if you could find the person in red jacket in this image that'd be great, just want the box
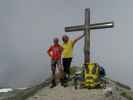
[47,37,63,88]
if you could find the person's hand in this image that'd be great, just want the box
[48,52,53,57]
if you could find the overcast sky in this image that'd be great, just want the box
[0,0,133,88]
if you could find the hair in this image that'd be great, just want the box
[62,35,69,42]
[53,37,59,43]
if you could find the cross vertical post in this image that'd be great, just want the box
[84,8,90,64]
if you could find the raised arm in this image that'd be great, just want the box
[72,33,85,47]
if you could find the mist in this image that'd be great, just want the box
[0,0,132,88]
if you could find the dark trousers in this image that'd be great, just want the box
[51,59,63,85]
[62,58,72,81]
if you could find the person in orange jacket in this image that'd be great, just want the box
[47,37,63,88]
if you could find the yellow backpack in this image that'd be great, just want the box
[83,63,100,88]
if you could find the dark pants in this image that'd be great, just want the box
[51,59,63,85]
[62,58,72,81]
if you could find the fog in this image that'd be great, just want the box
[0,0,132,88]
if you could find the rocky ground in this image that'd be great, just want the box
[0,66,132,100]
[26,80,133,100]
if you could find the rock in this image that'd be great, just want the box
[103,87,113,97]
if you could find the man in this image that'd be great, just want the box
[62,33,85,85]
[47,37,63,88]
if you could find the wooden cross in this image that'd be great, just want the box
[65,8,114,64]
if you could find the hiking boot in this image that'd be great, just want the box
[50,84,56,88]
[63,82,68,87]
[50,79,56,88]
[60,82,64,86]
[63,84,68,87]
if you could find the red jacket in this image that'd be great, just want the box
[47,44,63,60]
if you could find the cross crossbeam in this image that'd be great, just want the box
[65,21,114,32]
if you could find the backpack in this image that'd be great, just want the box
[99,66,106,78]
[82,63,100,88]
